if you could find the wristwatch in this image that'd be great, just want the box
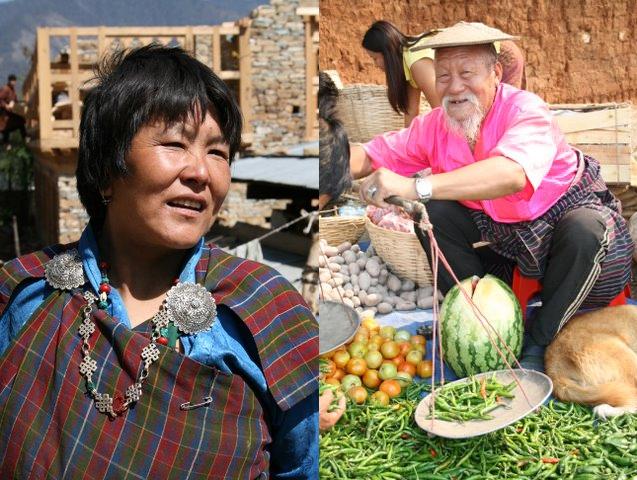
[415,177,433,202]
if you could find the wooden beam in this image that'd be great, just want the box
[238,19,252,136]
[576,144,631,165]
[69,28,80,140]
[564,129,631,144]
[553,107,631,133]
[601,164,631,185]
[212,26,221,72]
[37,28,52,145]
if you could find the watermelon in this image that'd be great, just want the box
[439,274,523,378]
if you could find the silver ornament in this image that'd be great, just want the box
[165,282,216,335]
[45,249,86,290]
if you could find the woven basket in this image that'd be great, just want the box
[365,217,432,286]
[319,215,366,246]
[336,83,431,143]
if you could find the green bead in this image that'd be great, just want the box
[160,327,169,336]
[98,301,108,309]
[101,275,109,283]
[86,380,95,390]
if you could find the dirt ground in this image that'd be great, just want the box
[319,0,637,104]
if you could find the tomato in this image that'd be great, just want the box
[352,332,369,344]
[379,325,396,340]
[380,341,399,359]
[341,374,362,392]
[364,350,383,369]
[411,343,426,355]
[369,335,385,348]
[347,386,368,404]
[398,341,412,356]
[394,371,413,388]
[361,317,380,333]
[331,368,345,381]
[362,369,381,389]
[394,329,412,342]
[417,360,433,378]
[398,361,416,377]
[324,377,340,387]
[379,379,401,398]
[367,342,380,352]
[332,350,351,369]
[357,326,370,338]
[370,390,390,406]
[346,357,367,376]
[378,362,397,380]
[320,359,337,378]
[391,355,405,367]
[348,341,368,359]
[410,335,426,346]
[405,349,424,365]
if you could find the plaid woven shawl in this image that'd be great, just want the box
[471,153,632,307]
[0,244,318,479]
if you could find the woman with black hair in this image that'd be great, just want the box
[0,44,317,479]
[363,20,526,127]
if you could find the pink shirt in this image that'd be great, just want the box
[364,83,577,223]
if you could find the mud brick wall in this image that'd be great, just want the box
[320,0,637,104]
[249,0,308,152]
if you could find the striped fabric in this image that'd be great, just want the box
[0,243,318,478]
[471,153,633,309]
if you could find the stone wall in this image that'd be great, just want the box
[58,175,89,244]
[248,0,308,152]
[320,0,637,104]
[217,182,291,228]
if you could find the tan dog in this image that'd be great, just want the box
[545,305,637,418]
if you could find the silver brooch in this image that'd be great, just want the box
[165,282,216,335]
[45,249,86,290]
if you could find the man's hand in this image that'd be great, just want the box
[319,389,346,431]
[359,167,418,207]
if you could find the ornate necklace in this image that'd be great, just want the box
[45,249,217,417]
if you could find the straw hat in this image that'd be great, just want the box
[415,21,518,50]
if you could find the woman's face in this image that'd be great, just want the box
[366,50,385,71]
[103,111,231,252]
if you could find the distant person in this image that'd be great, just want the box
[0,74,27,145]
[362,20,526,126]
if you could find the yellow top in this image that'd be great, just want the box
[403,36,501,88]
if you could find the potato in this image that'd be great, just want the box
[342,250,357,264]
[351,245,361,253]
[367,286,379,294]
[342,297,354,308]
[319,283,332,296]
[365,258,381,277]
[363,293,382,307]
[352,296,361,307]
[358,272,372,291]
[353,285,360,295]
[395,300,417,311]
[401,279,416,291]
[322,245,339,257]
[370,277,378,286]
[355,307,364,314]
[418,285,434,297]
[343,282,353,291]
[330,255,345,264]
[348,263,360,275]
[318,255,328,267]
[378,270,388,285]
[387,275,402,293]
[318,269,331,283]
[366,246,376,257]
[328,263,341,273]
[356,251,366,260]
[399,291,417,302]
[357,290,367,304]
[377,302,393,314]
[417,296,434,309]
[336,241,352,254]
[356,257,368,269]
[361,309,376,318]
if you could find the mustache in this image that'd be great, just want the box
[442,93,481,112]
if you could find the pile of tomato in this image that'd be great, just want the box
[320,315,433,406]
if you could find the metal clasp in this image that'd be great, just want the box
[180,396,212,411]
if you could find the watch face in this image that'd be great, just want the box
[416,178,431,199]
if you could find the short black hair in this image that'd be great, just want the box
[319,72,351,200]
[8,74,16,82]
[76,44,242,226]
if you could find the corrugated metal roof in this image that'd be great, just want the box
[230,150,318,189]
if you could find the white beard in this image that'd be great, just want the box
[442,94,485,148]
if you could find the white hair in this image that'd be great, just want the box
[442,93,485,147]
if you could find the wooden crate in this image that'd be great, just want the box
[550,103,632,184]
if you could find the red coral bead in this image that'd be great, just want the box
[99,283,111,293]
[157,337,168,345]
[99,261,109,270]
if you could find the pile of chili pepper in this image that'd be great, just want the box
[320,382,637,479]
[425,374,516,422]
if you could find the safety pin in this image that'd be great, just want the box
[180,396,213,411]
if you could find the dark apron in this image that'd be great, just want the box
[0,289,270,479]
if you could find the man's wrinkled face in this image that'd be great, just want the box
[434,45,502,145]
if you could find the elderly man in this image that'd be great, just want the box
[350,22,632,365]
[0,74,26,145]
